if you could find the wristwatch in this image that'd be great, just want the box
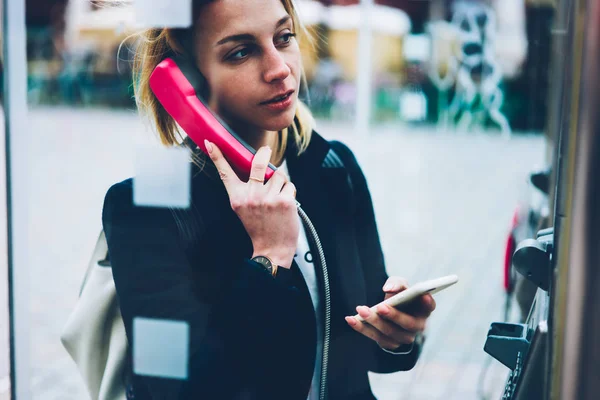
[251,255,279,277]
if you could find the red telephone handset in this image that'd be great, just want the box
[149,56,276,181]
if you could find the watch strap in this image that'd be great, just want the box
[249,257,294,287]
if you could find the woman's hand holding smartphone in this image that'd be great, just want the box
[205,140,298,269]
[345,275,458,351]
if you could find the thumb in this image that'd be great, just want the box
[383,277,409,293]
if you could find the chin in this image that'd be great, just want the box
[260,108,297,132]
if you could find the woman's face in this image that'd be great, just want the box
[195,0,301,133]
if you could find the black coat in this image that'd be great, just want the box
[102,131,421,400]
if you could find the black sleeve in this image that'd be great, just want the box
[330,141,421,373]
[102,181,315,399]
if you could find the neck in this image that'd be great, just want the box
[250,130,284,167]
[245,129,279,152]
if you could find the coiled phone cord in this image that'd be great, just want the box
[297,202,331,400]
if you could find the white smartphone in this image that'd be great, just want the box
[354,274,459,322]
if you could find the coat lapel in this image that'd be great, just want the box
[287,133,367,329]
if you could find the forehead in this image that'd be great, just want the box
[197,0,290,41]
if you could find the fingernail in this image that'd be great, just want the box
[383,284,391,291]
[345,317,356,326]
[204,140,213,155]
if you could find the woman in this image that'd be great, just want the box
[102,0,436,398]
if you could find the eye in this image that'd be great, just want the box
[276,32,296,46]
[227,46,253,61]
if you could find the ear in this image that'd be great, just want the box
[198,72,211,101]
[168,28,211,99]
[169,51,211,102]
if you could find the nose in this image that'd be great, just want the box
[262,46,290,83]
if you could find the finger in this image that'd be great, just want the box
[280,181,297,200]
[248,146,272,185]
[383,277,409,294]
[205,140,241,192]
[398,294,437,317]
[374,304,426,333]
[345,316,403,350]
[356,306,417,343]
[265,169,288,198]
[420,294,437,316]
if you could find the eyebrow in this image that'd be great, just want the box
[216,15,292,46]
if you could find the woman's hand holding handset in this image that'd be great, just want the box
[205,140,298,269]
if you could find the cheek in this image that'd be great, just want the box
[211,74,251,110]
[213,71,247,103]
[287,46,302,82]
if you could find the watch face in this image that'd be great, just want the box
[253,256,273,273]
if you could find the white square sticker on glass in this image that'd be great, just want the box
[134,0,192,28]
[133,144,191,209]
[133,317,189,380]
[403,34,431,63]
[400,91,427,122]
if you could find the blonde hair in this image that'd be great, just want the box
[130,0,315,166]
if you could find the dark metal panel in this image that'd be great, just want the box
[559,0,600,397]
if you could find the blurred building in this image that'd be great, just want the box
[299,0,411,82]
[16,0,552,130]
[25,0,413,112]
[25,0,136,106]
[316,0,430,32]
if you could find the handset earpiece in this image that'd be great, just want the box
[149,54,276,181]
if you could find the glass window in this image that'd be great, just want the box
[2,0,567,399]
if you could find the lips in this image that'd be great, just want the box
[261,90,294,105]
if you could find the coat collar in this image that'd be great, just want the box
[285,129,331,172]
